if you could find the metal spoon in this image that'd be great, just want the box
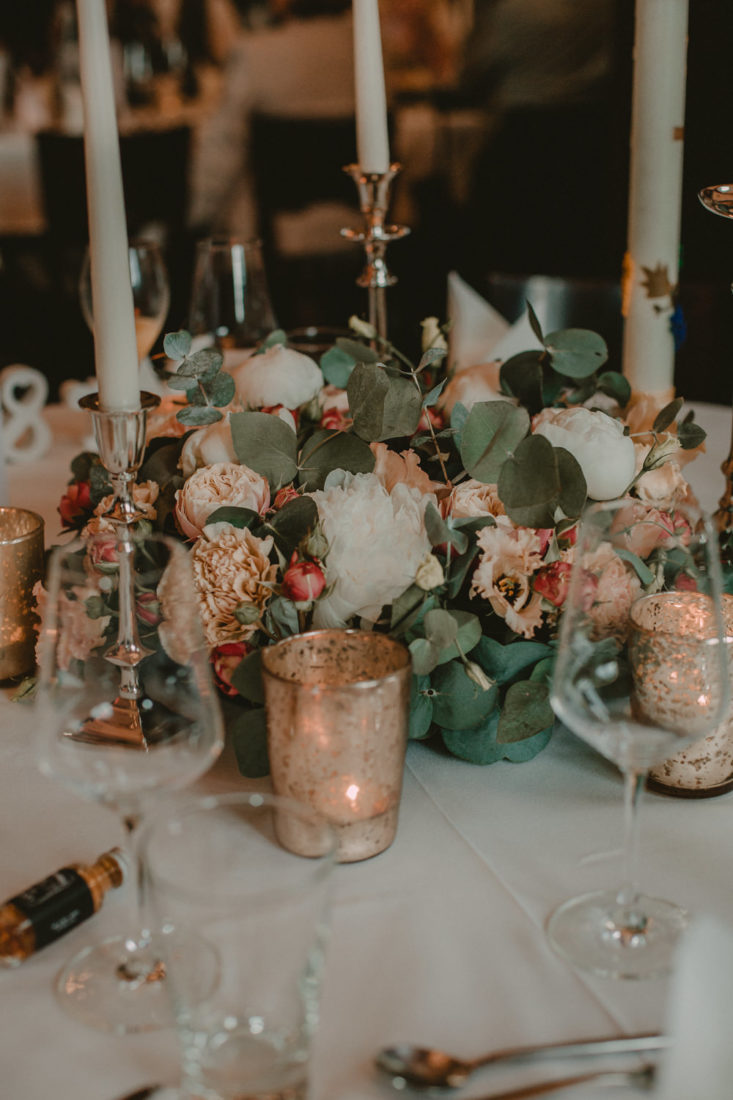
[470,1064,656,1099]
[376,1033,668,1089]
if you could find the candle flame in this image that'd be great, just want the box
[345,783,360,805]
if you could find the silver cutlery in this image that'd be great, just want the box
[376,1033,667,1089]
[468,1065,656,1098]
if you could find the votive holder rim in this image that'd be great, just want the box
[0,506,45,546]
[629,590,733,642]
[260,628,411,689]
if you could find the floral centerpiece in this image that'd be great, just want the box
[57,306,706,775]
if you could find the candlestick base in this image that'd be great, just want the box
[698,184,733,537]
[342,163,410,341]
[79,392,160,524]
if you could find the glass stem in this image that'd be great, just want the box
[615,769,647,933]
[115,809,162,984]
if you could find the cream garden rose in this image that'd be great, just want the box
[228,344,323,409]
[310,471,433,628]
[191,523,277,647]
[180,415,238,478]
[174,462,270,539]
[443,478,506,520]
[533,406,636,500]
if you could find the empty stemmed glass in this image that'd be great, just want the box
[188,237,277,362]
[547,497,730,979]
[35,529,224,1033]
[80,238,171,365]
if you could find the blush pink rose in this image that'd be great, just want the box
[175,462,270,540]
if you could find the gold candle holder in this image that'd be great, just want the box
[630,592,733,797]
[0,508,44,681]
[261,630,411,862]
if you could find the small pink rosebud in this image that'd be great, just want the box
[89,534,119,569]
[534,561,574,608]
[58,481,92,527]
[281,553,326,604]
[320,407,352,431]
[272,485,300,511]
[212,640,250,697]
[537,528,554,556]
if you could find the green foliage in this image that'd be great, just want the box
[498,436,586,527]
[460,402,531,482]
[298,429,375,490]
[347,362,423,441]
[230,411,299,489]
[230,705,270,777]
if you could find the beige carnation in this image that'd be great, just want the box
[95,480,159,521]
[174,462,270,540]
[583,543,643,642]
[370,442,441,496]
[191,524,276,647]
[443,478,506,520]
[470,524,544,638]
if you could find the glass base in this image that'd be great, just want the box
[54,929,219,1035]
[546,889,689,979]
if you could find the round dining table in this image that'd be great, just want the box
[2,400,732,1100]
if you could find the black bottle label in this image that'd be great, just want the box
[9,869,94,950]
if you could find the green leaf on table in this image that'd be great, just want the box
[435,609,483,665]
[297,429,374,490]
[498,434,560,528]
[496,680,554,743]
[347,362,422,441]
[230,706,270,777]
[460,401,530,483]
[431,659,497,730]
[544,328,608,379]
[230,410,298,488]
[499,350,544,414]
[163,330,192,361]
[443,706,553,763]
[473,636,554,685]
[205,505,260,530]
[653,397,684,433]
[321,345,356,388]
[176,405,223,427]
[229,648,264,703]
[409,674,434,739]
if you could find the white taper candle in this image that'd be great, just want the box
[352,0,390,174]
[622,0,689,401]
[76,0,140,412]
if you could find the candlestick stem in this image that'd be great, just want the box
[698,184,733,540]
[342,163,410,342]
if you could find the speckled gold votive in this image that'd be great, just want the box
[262,630,411,862]
[0,508,44,680]
[630,592,733,797]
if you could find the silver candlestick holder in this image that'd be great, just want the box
[698,184,733,540]
[342,163,410,341]
[78,391,160,746]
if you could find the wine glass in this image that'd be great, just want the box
[80,238,171,363]
[547,497,730,979]
[188,237,277,362]
[35,529,224,1033]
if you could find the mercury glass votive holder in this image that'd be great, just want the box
[261,629,412,862]
[0,508,44,681]
[630,592,733,797]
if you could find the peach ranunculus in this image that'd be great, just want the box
[470,524,545,638]
[191,524,277,647]
[439,360,514,417]
[370,442,442,495]
[610,499,675,559]
[583,543,643,642]
[442,478,506,521]
[180,415,238,478]
[174,462,270,540]
[228,345,323,409]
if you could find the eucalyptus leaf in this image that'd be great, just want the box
[205,505,260,530]
[207,371,236,407]
[527,301,544,343]
[678,420,706,449]
[264,495,319,555]
[261,329,288,349]
[163,329,192,361]
[267,596,300,637]
[544,328,608,379]
[180,347,223,378]
[336,337,380,363]
[409,636,440,676]
[409,675,434,739]
[347,362,422,441]
[436,610,483,665]
[597,370,631,407]
[423,380,447,407]
[615,547,656,586]
[496,680,554,743]
[450,401,469,448]
[166,373,198,392]
[499,350,544,413]
[418,346,448,371]
[432,659,498,730]
[297,429,374,490]
[177,405,223,426]
[441,708,551,764]
[230,706,270,777]
[321,345,356,388]
[473,636,554,685]
[230,411,298,488]
[460,401,530,483]
[653,397,684,433]
[229,648,264,704]
[424,501,469,552]
[423,607,459,650]
[391,584,428,634]
[555,446,587,518]
[498,434,560,528]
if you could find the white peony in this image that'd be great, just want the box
[227,344,323,409]
[180,416,237,478]
[533,406,636,501]
[310,471,433,627]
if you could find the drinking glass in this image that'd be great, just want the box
[141,792,336,1100]
[188,237,277,358]
[80,239,171,362]
[547,497,730,979]
[35,530,224,1032]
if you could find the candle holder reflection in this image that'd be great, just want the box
[342,163,410,342]
[262,629,411,862]
[631,590,733,797]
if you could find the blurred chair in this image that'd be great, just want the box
[248,111,366,329]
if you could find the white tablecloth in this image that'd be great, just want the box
[2,401,732,1100]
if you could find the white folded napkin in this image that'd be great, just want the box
[654,915,733,1099]
[447,271,541,373]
